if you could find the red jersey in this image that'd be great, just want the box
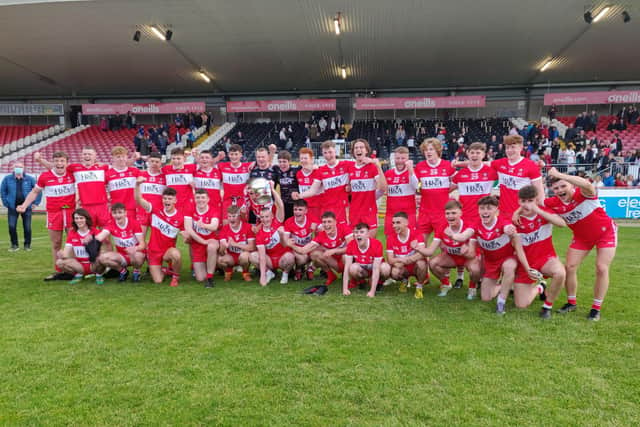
[384,167,417,214]
[349,162,379,210]
[386,227,424,258]
[543,188,614,238]
[68,163,109,205]
[255,220,288,257]
[36,170,76,211]
[317,161,352,206]
[313,223,353,250]
[346,238,384,267]
[296,168,324,209]
[452,164,497,222]
[219,222,255,255]
[433,220,476,257]
[491,157,541,218]
[65,228,98,263]
[283,216,316,247]
[414,159,455,213]
[515,211,556,261]
[475,217,515,262]
[190,206,220,241]
[194,167,222,208]
[218,162,252,203]
[162,163,196,207]
[139,171,166,210]
[147,206,186,253]
[106,166,139,211]
[104,218,143,258]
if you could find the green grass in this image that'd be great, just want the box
[1,216,639,426]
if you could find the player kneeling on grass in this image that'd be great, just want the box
[542,167,617,322]
[250,202,295,286]
[513,185,567,318]
[382,212,429,299]
[291,211,353,295]
[342,223,384,298]
[217,206,255,282]
[475,196,532,314]
[93,203,146,283]
[135,178,189,287]
[283,199,318,281]
[187,189,221,288]
[422,200,483,297]
[56,208,100,285]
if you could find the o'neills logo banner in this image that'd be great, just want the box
[544,90,640,106]
[226,99,337,113]
[354,95,486,110]
[82,102,205,115]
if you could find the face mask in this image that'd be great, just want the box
[14,167,23,175]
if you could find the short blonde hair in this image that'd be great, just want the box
[111,146,128,156]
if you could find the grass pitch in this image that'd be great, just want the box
[1,216,639,425]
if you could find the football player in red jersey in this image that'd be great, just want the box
[282,199,318,281]
[342,223,384,298]
[94,203,146,283]
[162,147,197,214]
[186,189,221,288]
[56,208,100,285]
[217,205,255,282]
[384,147,418,235]
[474,196,532,313]
[513,185,567,318]
[491,135,544,219]
[294,147,324,222]
[291,211,353,295]
[543,167,617,321]
[451,142,497,225]
[420,200,482,297]
[293,140,351,225]
[19,151,75,278]
[136,152,166,235]
[381,212,429,298]
[218,144,253,221]
[193,150,225,219]
[348,139,387,237]
[106,146,139,222]
[135,178,190,287]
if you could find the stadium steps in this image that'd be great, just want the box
[0,125,65,160]
[196,122,236,152]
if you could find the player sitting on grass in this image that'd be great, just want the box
[282,199,318,281]
[135,178,190,287]
[186,189,220,288]
[381,212,429,299]
[543,167,617,321]
[217,206,255,282]
[420,200,483,297]
[56,208,100,285]
[342,222,385,298]
[512,185,566,319]
[93,203,146,283]
[250,190,295,286]
[474,196,530,314]
[291,211,353,295]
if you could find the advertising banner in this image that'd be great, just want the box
[354,95,486,110]
[82,102,205,115]
[598,188,640,219]
[0,104,63,116]
[226,99,336,113]
[543,90,640,106]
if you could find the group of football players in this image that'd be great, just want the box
[18,133,617,320]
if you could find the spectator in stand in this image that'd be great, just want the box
[100,116,108,132]
[126,111,133,129]
[607,118,626,132]
[593,174,605,188]
[573,130,587,149]
[330,117,336,132]
[625,174,635,187]
[395,125,406,146]
[618,106,629,124]
[318,116,327,132]
[236,131,246,146]
[548,126,559,141]
[610,135,623,155]
[574,112,587,130]
[576,147,586,165]
[157,131,168,155]
[629,106,639,125]
[566,144,577,174]
[588,110,598,132]
[1,162,40,252]
[602,171,615,187]
[174,114,183,129]
[614,173,627,187]
[550,138,560,163]
[557,145,569,172]
[268,144,279,167]
[487,134,498,151]
[279,127,287,147]
[565,123,578,141]
[547,105,557,120]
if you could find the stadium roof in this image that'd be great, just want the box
[0,0,639,97]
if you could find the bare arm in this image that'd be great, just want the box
[415,239,439,258]
[34,152,54,170]
[367,257,383,297]
[532,204,566,228]
[135,176,151,212]
[17,187,43,213]
[548,167,596,198]
[342,255,353,295]
[296,179,323,199]
[258,245,268,285]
